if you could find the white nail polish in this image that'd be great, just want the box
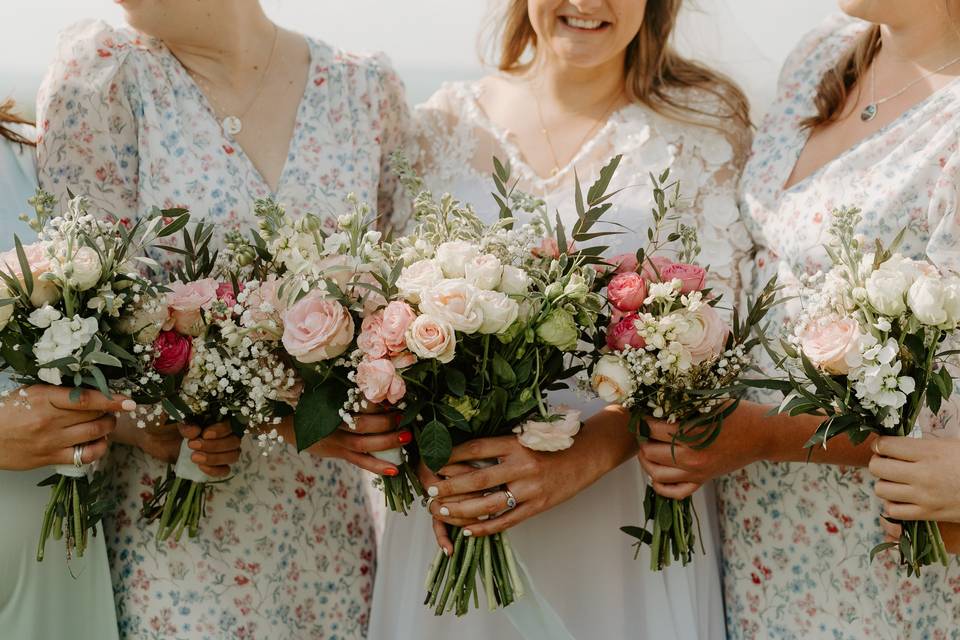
[427,486,439,497]
[442,547,450,556]
[463,529,472,537]
[439,506,450,516]
[478,514,489,521]
[121,399,137,412]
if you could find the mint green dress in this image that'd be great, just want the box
[0,125,119,640]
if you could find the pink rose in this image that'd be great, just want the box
[391,350,417,369]
[317,254,355,290]
[245,276,286,327]
[282,292,356,363]
[640,255,675,282]
[660,263,707,294]
[533,236,575,259]
[357,312,388,360]
[0,241,60,307]
[349,271,387,315]
[356,358,407,405]
[607,272,647,312]
[165,278,218,336]
[216,281,241,308]
[152,330,192,375]
[605,313,646,351]
[677,305,730,365]
[612,252,639,274]
[798,316,861,375]
[274,377,304,409]
[405,314,456,363]
[380,301,416,354]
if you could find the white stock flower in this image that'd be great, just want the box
[419,279,484,333]
[513,409,582,452]
[499,265,531,295]
[38,367,62,385]
[396,259,444,304]
[464,253,503,290]
[435,241,479,278]
[907,276,949,325]
[644,279,681,305]
[28,305,62,329]
[591,354,636,403]
[34,315,99,366]
[475,289,519,335]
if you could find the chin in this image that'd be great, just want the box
[836,0,897,22]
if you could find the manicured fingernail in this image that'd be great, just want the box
[463,529,472,537]
[442,546,450,556]
[192,453,206,463]
[439,506,450,516]
[478,514,489,521]
[121,399,137,411]
[398,431,413,445]
[428,486,439,497]
[384,467,399,477]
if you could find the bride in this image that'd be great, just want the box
[370,1,752,637]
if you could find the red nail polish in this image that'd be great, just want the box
[398,431,413,445]
[384,467,399,477]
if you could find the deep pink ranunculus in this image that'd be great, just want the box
[607,272,647,312]
[153,330,192,375]
[659,262,707,293]
[605,313,646,351]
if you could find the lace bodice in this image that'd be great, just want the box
[400,79,753,307]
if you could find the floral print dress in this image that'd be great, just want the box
[36,20,411,639]
[721,14,960,640]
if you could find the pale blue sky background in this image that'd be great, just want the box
[0,0,838,115]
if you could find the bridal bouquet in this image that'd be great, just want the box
[750,206,959,576]
[590,171,778,571]
[139,221,299,543]
[381,156,615,616]
[0,191,187,560]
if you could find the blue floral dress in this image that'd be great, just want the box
[722,14,960,639]
[36,20,411,639]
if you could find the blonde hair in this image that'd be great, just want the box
[492,0,751,131]
[0,99,34,146]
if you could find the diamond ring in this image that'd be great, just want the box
[503,489,518,510]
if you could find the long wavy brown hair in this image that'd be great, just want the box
[0,99,34,146]
[491,0,751,131]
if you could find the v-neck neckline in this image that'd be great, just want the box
[781,73,960,195]
[161,35,316,197]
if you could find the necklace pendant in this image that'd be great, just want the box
[860,104,878,122]
[222,115,243,136]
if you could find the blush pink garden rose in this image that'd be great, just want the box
[532,236,575,259]
[282,292,355,363]
[677,305,730,365]
[0,241,61,307]
[605,313,646,351]
[659,263,707,294]
[797,316,861,375]
[357,312,388,360]
[640,255,675,282]
[356,358,407,405]
[165,278,218,336]
[152,330,193,375]
[607,272,647,312]
[405,314,456,363]
[611,252,639,274]
[390,350,417,369]
[380,301,417,354]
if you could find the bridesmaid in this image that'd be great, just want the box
[642,3,960,638]
[0,99,122,640]
[36,1,410,637]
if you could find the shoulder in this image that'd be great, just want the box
[418,79,476,117]
[45,20,156,85]
[778,13,870,89]
[310,39,406,98]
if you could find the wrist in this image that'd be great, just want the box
[112,414,143,448]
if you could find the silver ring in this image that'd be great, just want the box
[73,444,84,468]
[503,489,518,510]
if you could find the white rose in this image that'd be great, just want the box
[944,278,960,325]
[117,299,170,344]
[591,354,636,403]
[865,265,911,316]
[513,409,582,452]
[419,279,484,333]
[475,290,519,335]
[68,246,103,291]
[396,259,444,304]
[464,254,503,291]
[499,265,531,295]
[907,276,949,325]
[405,314,457,363]
[435,241,479,278]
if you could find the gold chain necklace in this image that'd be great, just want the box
[861,49,960,122]
[530,82,624,176]
[188,25,280,136]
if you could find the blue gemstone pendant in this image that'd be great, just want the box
[860,104,878,122]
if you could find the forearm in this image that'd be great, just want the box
[582,404,640,476]
[742,401,874,467]
[112,413,142,447]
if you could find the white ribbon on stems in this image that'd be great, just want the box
[173,438,219,483]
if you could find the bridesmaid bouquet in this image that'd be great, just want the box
[381,156,615,616]
[750,206,959,576]
[0,192,186,561]
[139,221,299,543]
[590,171,778,571]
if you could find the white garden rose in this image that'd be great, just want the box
[435,241,480,278]
[591,354,636,403]
[513,409,582,452]
[464,253,502,291]
[67,246,103,291]
[419,279,484,333]
[475,289,519,335]
[396,258,444,304]
[907,276,949,325]
[865,264,911,316]
[942,278,960,325]
[797,316,861,375]
[405,314,456,363]
[498,265,531,295]
[0,284,13,331]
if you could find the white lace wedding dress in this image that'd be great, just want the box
[368,79,752,640]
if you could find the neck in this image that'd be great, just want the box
[528,52,626,112]
[158,1,276,86]
[880,9,960,67]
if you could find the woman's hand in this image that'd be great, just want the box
[423,405,636,553]
[870,436,960,523]
[878,515,960,554]
[0,385,133,471]
[115,418,242,477]
[282,412,412,476]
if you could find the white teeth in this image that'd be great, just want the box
[565,17,604,30]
